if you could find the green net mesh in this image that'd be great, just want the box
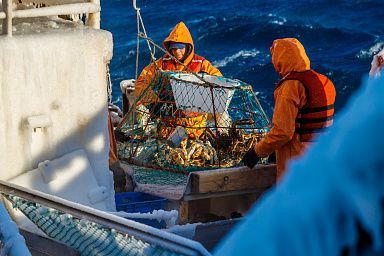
[118,71,270,173]
[133,167,189,186]
[4,194,182,256]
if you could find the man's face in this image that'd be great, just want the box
[171,47,186,61]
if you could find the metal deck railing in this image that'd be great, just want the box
[0,180,211,256]
[0,0,101,36]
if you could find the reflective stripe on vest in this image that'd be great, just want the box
[276,70,336,142]
[162,54,205,72]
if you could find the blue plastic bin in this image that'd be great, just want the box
[115,192,167,228]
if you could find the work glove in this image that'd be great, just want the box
[110,161,127,193]
[242,148,260,169]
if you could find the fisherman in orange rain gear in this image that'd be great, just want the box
[135,21,222,139]
[242,38,336,180]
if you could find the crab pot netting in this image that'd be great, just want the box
[118,71,270,172]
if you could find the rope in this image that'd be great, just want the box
[249,87,271,128]
[134,3,157,81]
[135,10,140,81]
[106,64,113,104]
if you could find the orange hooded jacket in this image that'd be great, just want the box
[255,38,317,179]
[135,22,222,139]
[136,21,222,104]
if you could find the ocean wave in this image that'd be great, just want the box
[103,0,379,113]
[188,16,216,25]
[212,49,261,68]
[357,41,384,59]
[267,13,287,26]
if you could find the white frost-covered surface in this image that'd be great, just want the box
[6,15,87,36]
[9,149,111,211]
[0,16,114,212]
[215,76,384,255]
[110,209,179,228]
[369,49,384,77]
[166,223,200,240]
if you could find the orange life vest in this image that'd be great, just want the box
[162,54,205,72]
[276,70,336,142]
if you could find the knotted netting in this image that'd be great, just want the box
[118,71,270,173]
[3,194,181,256]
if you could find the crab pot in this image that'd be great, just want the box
[117,71,270,172]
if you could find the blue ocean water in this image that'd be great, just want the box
[101,0,383,117]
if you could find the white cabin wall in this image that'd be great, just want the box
[0,29,113,191]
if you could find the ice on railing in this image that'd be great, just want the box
[110,209,179,229]
[214,76,384,256]
[0,0,92,36]
[15,0,89,6]
[8,15,87,35]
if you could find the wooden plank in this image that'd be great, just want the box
[190,164,276,194]
[179,201,189,225]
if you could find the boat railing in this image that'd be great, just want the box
[0,0,101,36]
[0,180,211,256]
